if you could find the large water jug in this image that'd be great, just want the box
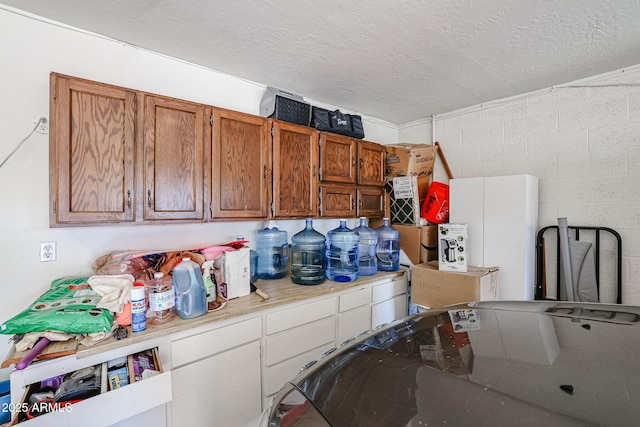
[291,218,326,285]
[353,217,378,276]
[326,219,360,282]
[256,221,289,279]
[376,218,400,271]
[172,257,207,319]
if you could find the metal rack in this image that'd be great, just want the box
[535,225,622,304]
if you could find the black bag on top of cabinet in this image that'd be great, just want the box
[260,86,311,126]
[311,106,365,139]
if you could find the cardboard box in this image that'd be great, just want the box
[411,262,499,308]
[395,224,437,264]
[385,143,437,177]
[437,223,468,272]
[386,175,431,225]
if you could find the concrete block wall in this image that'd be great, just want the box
[415,67,640,305]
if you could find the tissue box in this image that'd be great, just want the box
[438,223,468,272]
[216,247,251,300]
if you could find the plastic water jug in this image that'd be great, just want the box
[256,221,289,279]
[291,218,326,285]
[376,218,400,271]
[326,219,360,282]
[353,217,378,276]
[172,257,207,319]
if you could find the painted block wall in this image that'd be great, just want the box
[399,67,640,306]
[0,8,398,365]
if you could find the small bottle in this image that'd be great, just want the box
[291,218,326,285]
[376,218,400,272]
[131,283,147,332]
[325,219,360,282]
[145,272,175,325]
[172,257,207,319]
[354,217,378,276]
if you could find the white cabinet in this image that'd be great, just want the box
[337,287,371,343]
[450,174,538,300]
[170,317,262,427]
[371,275,409,328]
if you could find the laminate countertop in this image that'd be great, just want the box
[74,270,405,359]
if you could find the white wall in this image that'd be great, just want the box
[0,7,398,368]
[399,68,640,306]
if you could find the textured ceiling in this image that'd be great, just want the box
[3,0,640,124]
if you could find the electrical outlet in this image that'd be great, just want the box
[40,241,57,262]
[32,116,49,134]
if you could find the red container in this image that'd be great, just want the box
[421,182,449,224]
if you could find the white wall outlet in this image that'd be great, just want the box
[32,116,49,134]
[40,241,57,262]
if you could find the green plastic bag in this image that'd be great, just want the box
[0,277,113,335]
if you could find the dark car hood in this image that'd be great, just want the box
[293,301,640,426]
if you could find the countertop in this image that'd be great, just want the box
[74,271,404,359]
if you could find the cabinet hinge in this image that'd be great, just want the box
[209,202,213,217]
[53,200,56,215]
[318,135,322,147]
[271,202,275,216]
[52,85,56,100]
[271,127,275,138]
[209,115,213,126]
[318,190,322,213]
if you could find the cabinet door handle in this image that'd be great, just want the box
[359,159,364,168]
[147,189,152,208]
[127,190,132,209]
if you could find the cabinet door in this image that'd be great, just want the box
[171,340,262,427]
[357,186,385,218]
[357,140,385,186]
[319,184,356,218]
[212,109,270,218]
[272,121,319,218]
[142,95,208,221]
[319,132,356,184]
[49,74,136,225]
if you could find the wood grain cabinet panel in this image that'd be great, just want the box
[49,73,137,226]
[211,109,270,218]
[141,95,209,221]
[357,140,385,186]
[357,186,385,218]
[320,184,356,218]
[272,121,319,218]
[319,132,356,184]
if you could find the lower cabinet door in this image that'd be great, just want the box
[371,294,408,329]
[337,305,371,343]
[170,340,262,427]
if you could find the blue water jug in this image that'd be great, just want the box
[291,218,326,285]
[376,218,400,271]
[326,219,360,282]
[256,221,289,279]
[354,217,378,276]
[172,257,207,319]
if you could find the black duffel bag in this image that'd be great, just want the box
[311,106,365,139]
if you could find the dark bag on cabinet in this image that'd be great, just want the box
[311,106,365,139]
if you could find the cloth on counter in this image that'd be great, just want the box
[79,321,118,347]
[88,274,135,313]
[116,303,132,327]
[15,331,73,352]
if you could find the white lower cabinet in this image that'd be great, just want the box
[169,316,262,427]
[371,274,409,328]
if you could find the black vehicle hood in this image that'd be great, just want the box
[294,301,640,427]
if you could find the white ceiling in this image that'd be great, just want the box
[4,0,640,124]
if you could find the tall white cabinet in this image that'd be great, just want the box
[450,174,538,300]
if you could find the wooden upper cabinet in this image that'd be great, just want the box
[319,133,356,184]
[357,141,385,186]
[141,94,209,221]
[49,73,136,226]
[272,121,319,218]
[357,186,385,218]
[211,109,270,219]
[319,184,356,218]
